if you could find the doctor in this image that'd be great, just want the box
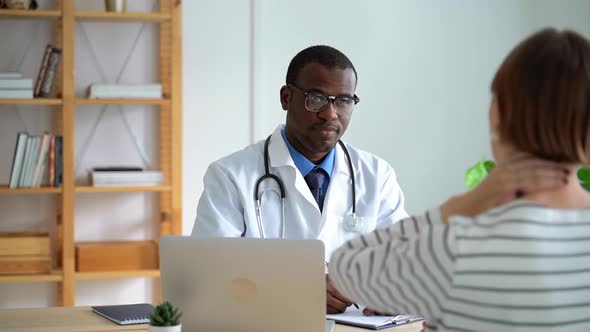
[192,45,408,313]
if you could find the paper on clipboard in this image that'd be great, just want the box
[326,307,423,330]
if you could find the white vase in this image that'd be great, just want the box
[148,325,181,332]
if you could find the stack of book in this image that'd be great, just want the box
[0,72,33,99]
[8,132,63,188]
[89,167,163,187]
[34,45,62,98]
[87,83,163,99]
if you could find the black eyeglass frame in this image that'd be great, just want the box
[287,83,360,113]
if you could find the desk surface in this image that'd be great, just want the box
[0,306,423,332]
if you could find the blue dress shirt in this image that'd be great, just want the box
[281,128,335,197]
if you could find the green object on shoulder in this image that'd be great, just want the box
[149,301,182,327]
[465,160,496,190]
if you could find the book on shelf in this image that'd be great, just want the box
[8,132,28,189]
[0,72,23,79]
[20,136,40,187]
[93,166,143,172]
[17,136,33,188]
[32,133,51,187]
[0,72,33,98]
[48,136,56,187]
[89,170,163,187]
[39,47,62,98]
[87,83,162,99]
[53,136,63,187]
[34,45,62,98]
[34,45,53,98]
[0,79,33,89]
[0,90,33,98]
[8,132,63,189]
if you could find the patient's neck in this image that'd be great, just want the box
[494,144,590,210]
[522,172,590,210]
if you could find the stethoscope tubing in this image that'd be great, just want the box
[245,134,356,238]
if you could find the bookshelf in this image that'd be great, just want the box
[75,98,170,106]
[0,186,62,194]
[0,98,62,105]
[0,270,63,283]
[0,0,182,306]
[75,185,172,193]
[0,9,60,19]
[75,11,171,22]
[75,269,160,280]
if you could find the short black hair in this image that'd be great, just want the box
[285,45,358,86]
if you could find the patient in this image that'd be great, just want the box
[329,28,590,331]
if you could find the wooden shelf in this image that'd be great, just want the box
[0,186,62,194]
[0,9,61,19]
[0,270,62,283]
[75,186,171,193]
[0,0,182,306]
[75,11,170,22]
[76,98,169,106]
[0,98,62,105]
[75,269,160,280]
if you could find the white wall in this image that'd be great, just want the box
[183,0,590,226]
[182,0,252,233]
[251,0,534,214]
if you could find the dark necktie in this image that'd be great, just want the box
[305,167,328,212]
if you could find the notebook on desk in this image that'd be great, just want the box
[91,303,153,325]
[327,307,423,330]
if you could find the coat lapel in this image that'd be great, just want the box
[318,142,352,236]
[268,126,320,211]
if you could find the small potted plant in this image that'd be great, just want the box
[149,301,182,332]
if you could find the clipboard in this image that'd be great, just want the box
[326,307,423,330]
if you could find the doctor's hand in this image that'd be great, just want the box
[326,274,354,314]
[362,308,387,316]
[441,154,569,222]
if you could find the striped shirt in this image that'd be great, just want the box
[328,201,590,331]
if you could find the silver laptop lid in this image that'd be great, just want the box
[160,236,325,332]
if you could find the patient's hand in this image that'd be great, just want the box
[326,275,353,314]
[442,154,569,222]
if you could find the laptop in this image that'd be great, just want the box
[160,236,326,332]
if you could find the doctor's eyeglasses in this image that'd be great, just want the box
[287,84,360,115]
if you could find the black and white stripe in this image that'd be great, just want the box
[329,201,590,331]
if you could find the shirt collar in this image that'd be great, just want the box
[281,127,335,177]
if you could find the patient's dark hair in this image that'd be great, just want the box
[492,28,590,163]
[286,45,358,86]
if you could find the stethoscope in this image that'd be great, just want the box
[241,135,360,238]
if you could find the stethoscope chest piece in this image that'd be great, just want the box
[342,214,364,233]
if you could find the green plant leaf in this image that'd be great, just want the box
[150,301,182,326]
[483,160,495,173]
[578,168,590,182]
[153,314,165,325]
[465,160,496,189]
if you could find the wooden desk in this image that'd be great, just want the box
[0,306,423,332]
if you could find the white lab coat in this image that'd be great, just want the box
[192,125,408,259]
